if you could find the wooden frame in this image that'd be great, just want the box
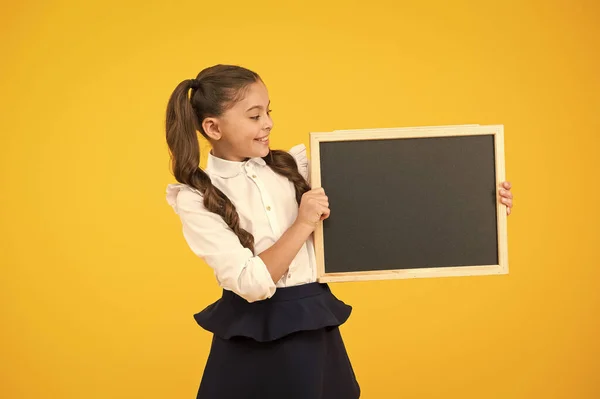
[310,124,508,283]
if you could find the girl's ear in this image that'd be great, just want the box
[202,117,222,140]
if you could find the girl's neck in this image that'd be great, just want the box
[210,148,249,163]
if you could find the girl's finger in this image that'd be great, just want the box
[308,193,327,201]
[319,206,331,220]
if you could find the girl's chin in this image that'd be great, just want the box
[252,141,270,156]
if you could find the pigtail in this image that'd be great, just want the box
[166,78,255,252]
[264,151,311,205]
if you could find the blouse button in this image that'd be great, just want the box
[252,174,257,178]
[266,206,271,211]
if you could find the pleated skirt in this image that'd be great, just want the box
[193,282,361,399]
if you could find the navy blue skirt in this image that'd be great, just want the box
[193,282,360,399]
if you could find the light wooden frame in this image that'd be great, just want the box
[310,124,508,283]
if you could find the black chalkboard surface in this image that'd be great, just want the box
[310,125,508,283]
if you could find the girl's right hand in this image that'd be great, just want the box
[295,188,330,230]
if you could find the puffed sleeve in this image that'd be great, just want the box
[166,184,276,302]
[288,143,310,184]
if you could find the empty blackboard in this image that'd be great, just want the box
[309,124,508,283]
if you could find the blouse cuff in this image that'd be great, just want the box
[236,255,277,303]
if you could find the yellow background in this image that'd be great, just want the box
[2,0,599,397]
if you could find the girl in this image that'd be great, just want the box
[165,64,514,399]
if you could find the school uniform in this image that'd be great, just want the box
[166,144,360,399]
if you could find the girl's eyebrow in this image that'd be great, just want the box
[246,101,271,112]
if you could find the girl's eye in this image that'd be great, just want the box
[251,110,272,120]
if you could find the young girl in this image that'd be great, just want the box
[165,64,514,399]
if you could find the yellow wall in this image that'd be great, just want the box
[2,0,598,397]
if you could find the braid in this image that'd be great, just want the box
[191,169,256,252]
[263,150,311,204]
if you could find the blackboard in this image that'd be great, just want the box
[309,125,508,282]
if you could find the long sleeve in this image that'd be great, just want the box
[167,184,277,303]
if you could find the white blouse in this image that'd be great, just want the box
[166,144,317,303]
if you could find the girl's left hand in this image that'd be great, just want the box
[499,181,514,215]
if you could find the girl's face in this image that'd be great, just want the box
[205,80,273,162]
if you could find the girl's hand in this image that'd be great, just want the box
[499,181,514,215]
[295,188,330,229]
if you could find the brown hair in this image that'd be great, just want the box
[166,64,310,253]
